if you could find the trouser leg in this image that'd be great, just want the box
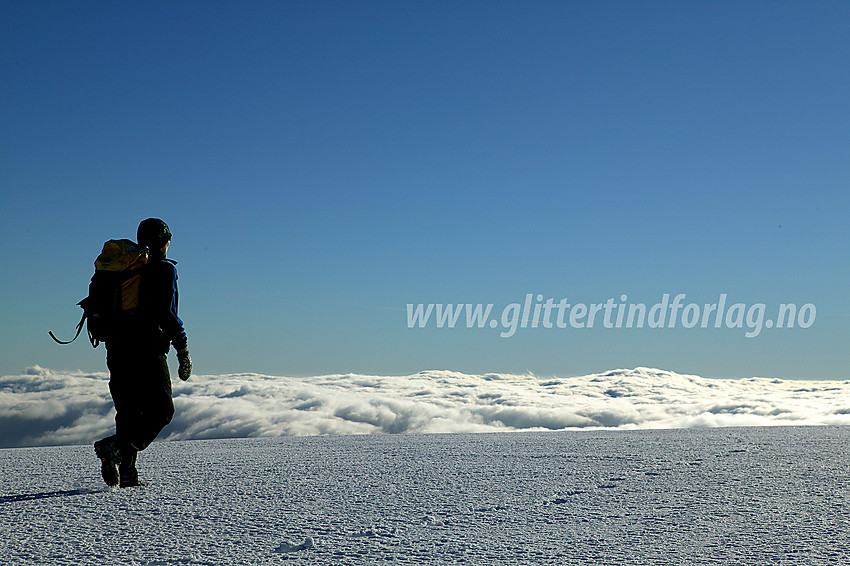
[107,352,174,452]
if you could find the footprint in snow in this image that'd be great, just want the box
[274,537,314,553]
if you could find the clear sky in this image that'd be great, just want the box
[2,1,848,379]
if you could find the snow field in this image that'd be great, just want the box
[1,427,849,564]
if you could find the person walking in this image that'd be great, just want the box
[93,218,192,487]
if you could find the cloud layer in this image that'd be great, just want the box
[3,366,850,448]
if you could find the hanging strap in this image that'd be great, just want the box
[49,312,86,345]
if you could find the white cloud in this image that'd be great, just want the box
[2,366,850,447]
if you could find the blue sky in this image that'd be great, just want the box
[2,1,848,379]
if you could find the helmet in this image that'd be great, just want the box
[137,218,172,249]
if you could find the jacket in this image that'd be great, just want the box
[107,257,188,353]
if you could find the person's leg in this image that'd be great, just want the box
[108,352,174,451]
[133,353,174,450]
[101,351,174,486]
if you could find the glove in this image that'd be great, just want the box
[177,347,192,381]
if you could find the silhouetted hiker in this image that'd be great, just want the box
[94,218,192,487]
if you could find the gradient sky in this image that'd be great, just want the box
[2,1,848,379]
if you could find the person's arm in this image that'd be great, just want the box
[156,261,191,380]
[157,261,187,350]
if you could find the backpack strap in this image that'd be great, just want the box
[49,311,87,344]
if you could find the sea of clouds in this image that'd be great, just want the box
[2,366,850,448]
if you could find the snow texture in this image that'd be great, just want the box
[1,427,849,564]
[3,366,850,448]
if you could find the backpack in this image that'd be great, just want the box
[50,239,149,347]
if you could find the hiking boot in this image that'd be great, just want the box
[119,448,141,488]
[94,436,121,487]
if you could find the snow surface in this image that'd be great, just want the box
[4,366,850,448]
[2,427,849,565]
